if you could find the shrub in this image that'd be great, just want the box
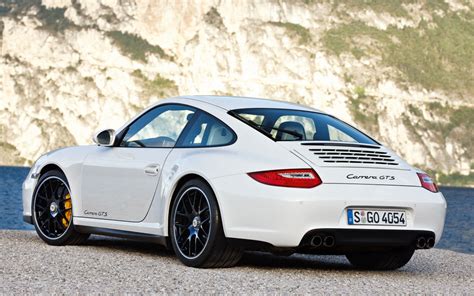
[107,31,168,62]
[269,22,312,45]
[204,7,224,29]
[132,70,177,97]
[322,8,474,96]
[354,86,366,99]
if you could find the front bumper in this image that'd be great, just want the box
[22,175,38,219]
[23,215,33,224]
[212,174,447,248]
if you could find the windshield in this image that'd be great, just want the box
[230,108,378,144]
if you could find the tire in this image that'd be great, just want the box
[346,248,415,270]
[32,170,90,246]
[169,179,242,268]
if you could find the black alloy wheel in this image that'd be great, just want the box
[173,186,211,259]
[32,170,89,245]
[170,179,242,268]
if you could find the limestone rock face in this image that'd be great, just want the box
[0,0,473,178]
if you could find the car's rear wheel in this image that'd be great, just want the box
[170,179,242,268]
[346,248,415,270]
[32,170,89,245]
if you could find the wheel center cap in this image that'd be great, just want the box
[50,202,58,217]
[192,216,201,228]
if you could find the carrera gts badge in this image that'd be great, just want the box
[346,174,395,180]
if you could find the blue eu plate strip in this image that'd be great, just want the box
[347,209,354,225]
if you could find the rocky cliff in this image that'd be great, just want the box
[0,0,473,185]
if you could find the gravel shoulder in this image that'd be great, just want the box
[0,230,472,294]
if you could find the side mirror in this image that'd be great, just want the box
[93,129,116,146]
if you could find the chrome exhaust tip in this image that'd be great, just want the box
[323,235,335,248]
[310,235,323,248]
[426,237,435,249]
[416,237,426,249]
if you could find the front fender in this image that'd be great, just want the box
[22,145,98,219]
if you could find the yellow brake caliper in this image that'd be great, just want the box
[62,193,72,227]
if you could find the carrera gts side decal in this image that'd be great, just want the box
[83,210,108,217]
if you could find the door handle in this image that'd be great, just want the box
[144,164,160,176]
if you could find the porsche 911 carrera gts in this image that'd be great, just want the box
[23,95,446,269]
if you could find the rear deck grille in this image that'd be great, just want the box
[309,148,399,166]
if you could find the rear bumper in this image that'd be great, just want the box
[298,229,435,254]
[212,174,447,248]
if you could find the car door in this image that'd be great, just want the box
[80,104,196,222]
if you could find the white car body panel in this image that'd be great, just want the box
[212,175,446,246]
[23,95,447,249]
[81,147,170,222]
[279,142,421,186]
[23,146,96,219]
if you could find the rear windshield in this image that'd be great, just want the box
[230,108,377,144]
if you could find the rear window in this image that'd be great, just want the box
[230,108,377,144]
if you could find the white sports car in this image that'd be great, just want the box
[23,96,446,269]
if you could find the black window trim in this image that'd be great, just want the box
[228,108,380,146]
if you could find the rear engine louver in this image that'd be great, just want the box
[307,147,399,166]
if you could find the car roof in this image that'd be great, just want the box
[176,95,322,113]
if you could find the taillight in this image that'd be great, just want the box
[248,169,322,188]
[417,173,438,193]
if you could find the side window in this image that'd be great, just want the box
[327,125,357,142]
[120,105,196,148]
[238,113,265,126]
[178,112,236,147]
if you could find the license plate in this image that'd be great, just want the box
[347,209,407,226]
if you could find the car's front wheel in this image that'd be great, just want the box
[170,179,242,268]
[32,170,89,245]
[346,248,415,270]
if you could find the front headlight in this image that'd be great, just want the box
[28,162,41,179]
[28,151,56,179]
[28,153,48,179]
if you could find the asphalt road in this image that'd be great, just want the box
[0,230,472,294]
